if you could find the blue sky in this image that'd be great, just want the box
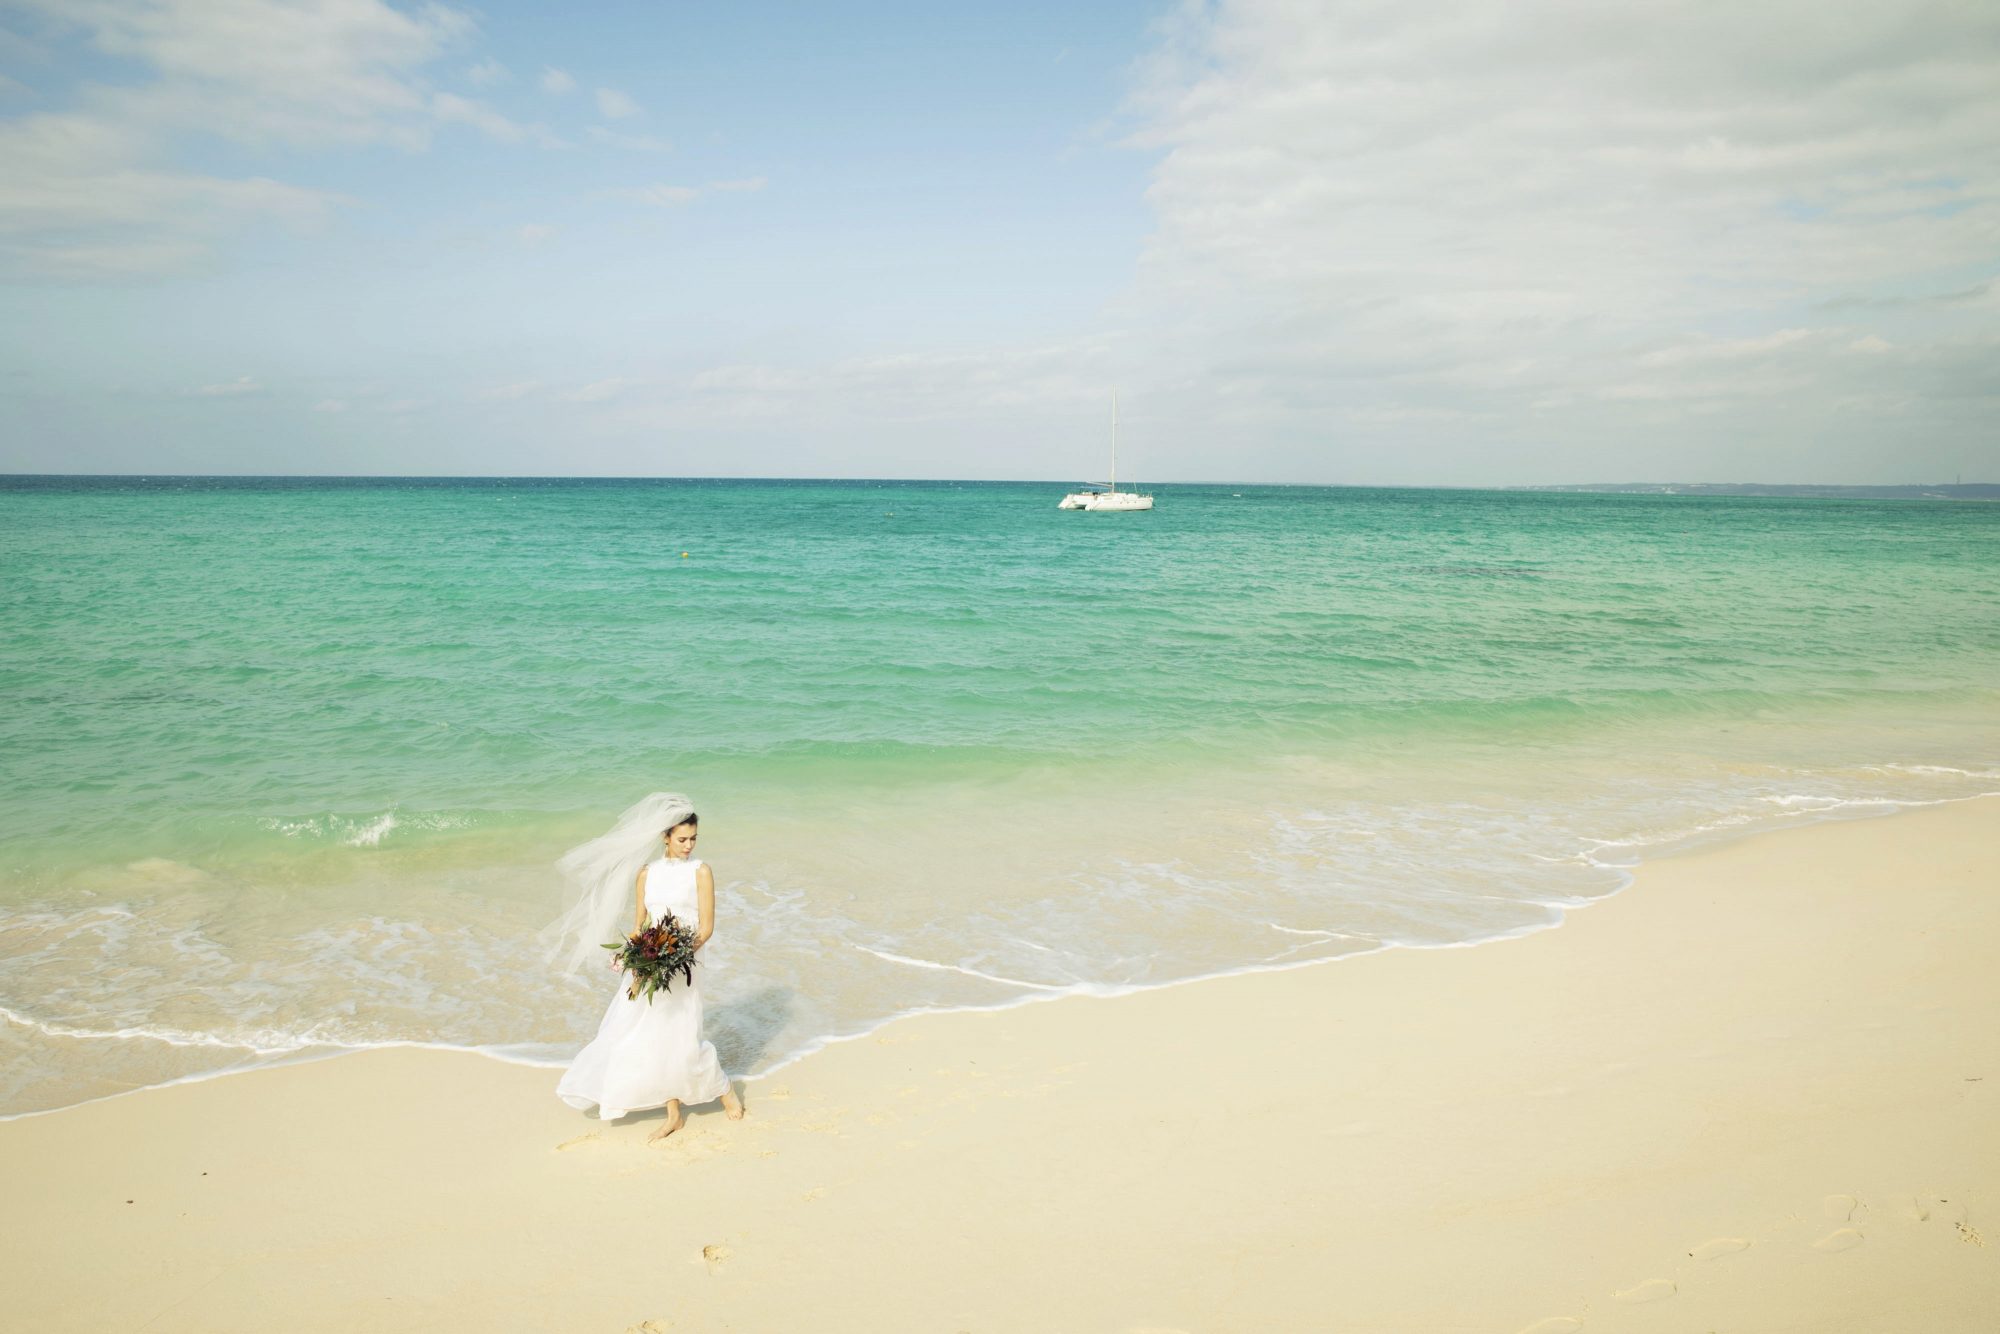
[2,0,1997,482]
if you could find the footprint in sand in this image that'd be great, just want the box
[1690,1237,1751,1261]
[1516,1319,1583,1334]
[625,1321,669,1333]
[1911,1194,1965,1226]
[1813,1228,1866,1252]
[801,1187,826,1203]
[1957,1222,1985,1247]
[700,1243,731,1274]
[1612,1279,1675,1303]
[556,1132,600,1152]
[1823,1193,1858,1221]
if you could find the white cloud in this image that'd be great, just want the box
[615,343,1111,433]
[0,111,342,278]
[610,177,766,208]
[540,67,575,94]
[1113,0,2000,481]
[1845,279,2000,315]
[0,23,49,66]
[311,398,348,412]
[618,183,699,207]
[430,91,559,146]
[517,223,556,244]
[476,379,544,400]
[0,0,578,278]
[24,0,475,150]
[587,125,670,153]
[595,87,640,120]
[465,58,508,86]
[196,375,262,396]
[563,377,636,403]
[1635,329,1818,369]
[568,343,1133,479]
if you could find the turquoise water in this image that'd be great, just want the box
[3,477,1998,1115]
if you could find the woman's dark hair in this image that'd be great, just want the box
[665,812,699,835]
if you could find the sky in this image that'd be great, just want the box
[1,0,1996,484]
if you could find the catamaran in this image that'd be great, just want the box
[1058,392,1154,511]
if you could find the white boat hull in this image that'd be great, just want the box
[1082,491,1153,511]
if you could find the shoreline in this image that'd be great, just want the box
[3,795,1995,1330]
[5,787,1993,1128]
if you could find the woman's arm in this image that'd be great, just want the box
[695,863,716,950]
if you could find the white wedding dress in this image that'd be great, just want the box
[557,856,730,1119]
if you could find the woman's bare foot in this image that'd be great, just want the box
[721,1087,745,1121]
[647,1100,685,1143]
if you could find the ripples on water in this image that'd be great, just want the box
[2,477,1997,1114]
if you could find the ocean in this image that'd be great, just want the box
[3,476,1996,1117]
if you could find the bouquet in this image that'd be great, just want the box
[605,912,700,1001]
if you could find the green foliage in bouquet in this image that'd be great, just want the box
[605,911,700,1001]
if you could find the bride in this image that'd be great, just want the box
[547,792,746,1141]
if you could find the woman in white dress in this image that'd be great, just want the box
[551,795,746,1141]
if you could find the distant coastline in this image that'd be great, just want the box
[1515,481,1999,501]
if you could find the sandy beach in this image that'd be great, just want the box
[3,796,1994,1333]
[12,2,1997,1328]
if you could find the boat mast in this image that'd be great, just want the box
[1110,389,1118,494]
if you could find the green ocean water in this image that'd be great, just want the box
[3,477,1998,1115]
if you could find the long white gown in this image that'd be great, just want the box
[557,856,730,1119]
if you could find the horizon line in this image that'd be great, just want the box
[3,473,1994,491]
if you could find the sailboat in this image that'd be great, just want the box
[1058,392,1154,512]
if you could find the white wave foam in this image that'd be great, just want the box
[1872,764,2000,779]
[343,812,398,847]
[1264,922,1369,940]
[852,945,1073,993]
[0,1003,324,1056]
[258,809,474,845]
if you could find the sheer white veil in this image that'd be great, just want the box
[541,791,696,973]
